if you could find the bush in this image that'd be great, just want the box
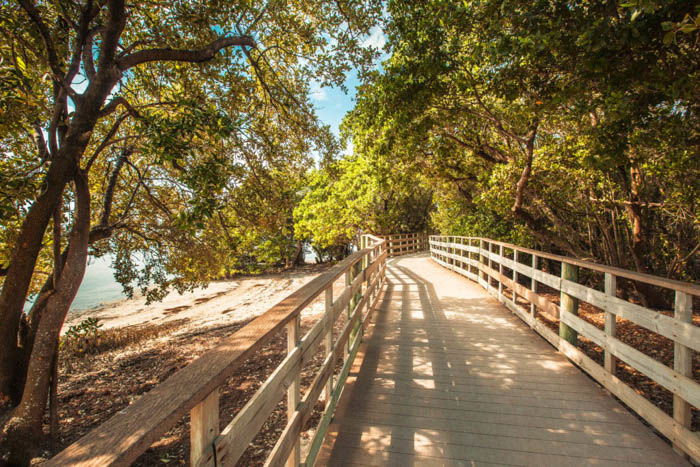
[62,317,103,355]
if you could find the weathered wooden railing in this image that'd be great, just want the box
[376,233,427,257]
[48,234,387,467]
[430,236,700,462]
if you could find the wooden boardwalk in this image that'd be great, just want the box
[319,254,687,466]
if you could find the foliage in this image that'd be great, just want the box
[343,0,700,285]
[62,318,103,355]
[294,154,433,249]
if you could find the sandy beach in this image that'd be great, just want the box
[62,264,331,334]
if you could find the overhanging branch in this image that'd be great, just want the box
[117,35,255,70]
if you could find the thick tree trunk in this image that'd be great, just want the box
[292,241,304,266]
[0,157,75,402]
[1,172,91,465]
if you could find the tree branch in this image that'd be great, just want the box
[511,121,538,214]
[32,122,49,161]
[95,0,126,72]
[117,35,255,70]
[84,112,130,172]
[99,148,130,227]
[99,96,140,118]
[18,0,61,78]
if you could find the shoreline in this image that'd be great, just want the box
[63,263,332,334]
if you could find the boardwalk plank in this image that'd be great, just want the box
[319,255,687,466]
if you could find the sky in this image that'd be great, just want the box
[310,72,361,139]
[310,26,387,143]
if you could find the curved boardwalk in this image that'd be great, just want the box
[319,254,687,466]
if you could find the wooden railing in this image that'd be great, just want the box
[376,233,427,257]
[429,236,700,462]
[48,235,387,467]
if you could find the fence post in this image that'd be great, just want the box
[478,239,485,283]
[324,287,334,405]
[498,245,504,300]
[513,249,519,303]
[530,255,538,319]
[469,238,475,277]
[604,273,617,375]
[286,315,301,467]
[673,291,692,456]
[559,262,579,345]
[190,389,219,467]
[344,268,352,359]
[457,237,463,270]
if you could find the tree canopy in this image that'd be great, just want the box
[344,0,699,286]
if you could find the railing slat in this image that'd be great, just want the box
[285,316,301,467]
[214,347,301,466]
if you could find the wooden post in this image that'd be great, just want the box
[344,269,351,359]
[530,255,538,319]
[512,249,519,303]
[324,287,333,405]
[286,315,301,467]
[448,236,453,269]
[673,291,692,456]
[559,262,579,345]
[479,239,485,282]
[469,238,475,276]
[498,244,504,299]
[190,389,219,467]
[486,243,495,290]
[604,273,617,374]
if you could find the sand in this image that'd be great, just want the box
[62,265,331,334]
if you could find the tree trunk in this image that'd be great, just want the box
[1,172,91,465]
[0,156,75,402]
[0,60,122,402]
[292,241,304,266]
[622,164,667,308]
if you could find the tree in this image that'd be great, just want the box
[0,0,381,463]
[294,153,433,249]
[344,0,699,294]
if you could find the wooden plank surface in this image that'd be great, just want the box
[319,254,688,466]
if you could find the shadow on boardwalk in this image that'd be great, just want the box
[320,254,687,466]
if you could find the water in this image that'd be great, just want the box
[71,255,126,311]
[64,248,320,312]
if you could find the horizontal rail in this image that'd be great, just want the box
[375,232,427,258]
[430,235,699,462]
[430,237,699,296]
[48,235,387,466]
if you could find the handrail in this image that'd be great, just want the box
[429,235,699,462]
[464,236,699,296]
[375,232,427,257]
[48,235,387,466]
